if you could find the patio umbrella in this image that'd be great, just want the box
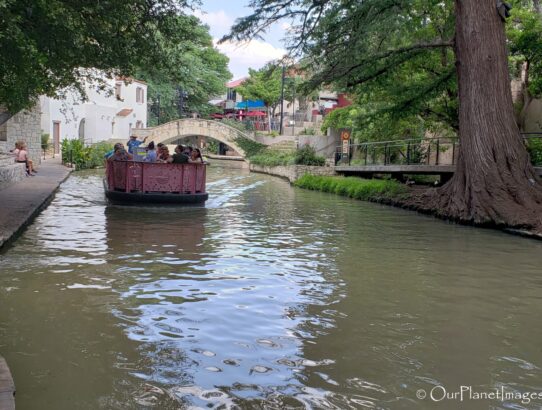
[246,111,267,117]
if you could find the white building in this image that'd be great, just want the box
[40,76,147,153]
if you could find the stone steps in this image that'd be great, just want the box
[268,141,297,153]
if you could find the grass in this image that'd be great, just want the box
[294,174,408,201]
[249,150,295,166]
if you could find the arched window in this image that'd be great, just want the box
[78,119,85,141]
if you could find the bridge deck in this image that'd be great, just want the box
[335,164,542,177]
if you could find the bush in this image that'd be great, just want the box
[41,133,50,151]
[234,136,267,157]
[294,174,408,201]
[294,145,325,166]
[249,150,295,166]
[62,139,113,170]
[527,138,542,166]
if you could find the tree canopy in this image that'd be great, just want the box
[0,0,197,112]
[137,17,231,125]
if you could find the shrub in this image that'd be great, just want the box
[234,136,267,157]
[62,139,113,170]
[41,133,50,151]
[249,150,295,166]
[527,138,542,166]
[294,175,408,201]
[294,145,325,166]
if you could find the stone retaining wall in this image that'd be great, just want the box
[249,163,336,183]
[0,105,42,165]
[0,160,26,190]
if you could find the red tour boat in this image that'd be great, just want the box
[104,160,208,205]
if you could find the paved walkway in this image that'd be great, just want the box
[0,157,72,250]
[0,356,14,410]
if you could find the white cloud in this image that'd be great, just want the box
[194,9,234,38]
[215,39,287,79]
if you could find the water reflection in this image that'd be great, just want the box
[1,167,542,409]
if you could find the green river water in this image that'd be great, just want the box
[1,166,542,409]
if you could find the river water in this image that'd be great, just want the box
[1,166,542,409]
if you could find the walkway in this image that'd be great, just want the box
[0,356,14,410]
[0,157,72,250]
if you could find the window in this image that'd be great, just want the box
[115,82,122,100]
[226,89,237,101]
[136,87,145,103]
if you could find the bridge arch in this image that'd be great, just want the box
[132,119,254,157]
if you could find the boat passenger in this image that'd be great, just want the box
[167,145,189,164]
[127,135,147,154]
[108,146,133,161]
[157,145,170,162]
[144,141,157,162]
[104,143,123,159]
[183,146,193,156]
[189,148,204,164]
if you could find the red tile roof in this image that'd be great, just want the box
[226,78,247,88]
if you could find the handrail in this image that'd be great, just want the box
[335,133,542,166]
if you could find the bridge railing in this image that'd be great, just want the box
[106,161,207,194]
[336,133,542,166]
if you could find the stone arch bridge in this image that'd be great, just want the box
[131,119,254,157]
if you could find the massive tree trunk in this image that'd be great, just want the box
[422,0,542,231]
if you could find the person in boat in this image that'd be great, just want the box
[108,145,133,161]
[104,143,123,159]
[188,148,204,164]
[127,134,147,154]
[183,146,193,157]
[157,144,170,162]
[144,141,157,162]
[167,144,189,164]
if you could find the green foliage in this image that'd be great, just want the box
[249,151,296,166]
[294,175,408,201]
[301,127,316,135]
[41,134,50,150]
[294,145,325,166]
[527,138,542,166]
[222,119,251,132]
[225,0,458,138]
[236,64,283,115]
[62,140,113,170]
[508,2,542,98]
[206,140,219,154]
[234,136,267,157]
[139,17,231,125]
[0,0,199,112]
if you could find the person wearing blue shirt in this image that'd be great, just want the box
[127,135,147,154]
[144,141,157,162]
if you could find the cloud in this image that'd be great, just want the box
[194,9,234,38]
[215,39,287,79]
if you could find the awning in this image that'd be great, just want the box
[245,111,267,117]
[235,100,265,109]
[116,108,133,117]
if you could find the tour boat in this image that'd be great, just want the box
[104,160,208,205]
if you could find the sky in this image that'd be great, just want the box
[195,0,288,80]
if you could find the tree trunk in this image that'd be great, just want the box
[421,0,542,231]
[534,0,541,15]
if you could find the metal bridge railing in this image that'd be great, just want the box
[335,133,542,167]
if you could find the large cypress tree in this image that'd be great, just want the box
[224,0,542,232]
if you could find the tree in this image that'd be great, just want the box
[0,0,194,113]
[508,1,542,130]
[224,0,542,231]
[137,17,231,125]
[236,63,283,121]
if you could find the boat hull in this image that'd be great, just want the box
[104,179,208,205]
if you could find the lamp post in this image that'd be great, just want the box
[279,65,286,135]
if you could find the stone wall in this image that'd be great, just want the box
[0,154,26,190]
[249,163,336,183]
[0,105,42,165]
